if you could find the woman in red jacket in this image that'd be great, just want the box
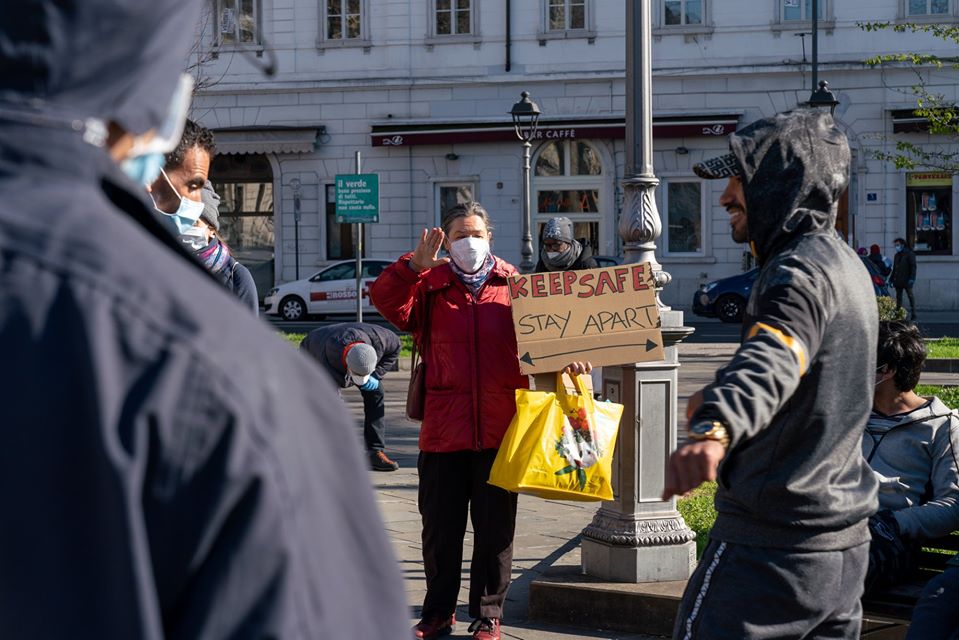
[371,202,525,640]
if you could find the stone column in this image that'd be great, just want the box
[580,0,696,583]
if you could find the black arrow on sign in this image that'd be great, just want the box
[520,339,659,366]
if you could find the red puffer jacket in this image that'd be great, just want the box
[371,253,528,452]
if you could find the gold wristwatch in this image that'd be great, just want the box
[688,420,731,449]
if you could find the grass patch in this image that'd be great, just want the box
[276,330,414,356]
[927,337,959,359]
[915,384,959,409]
[677,482,718,558]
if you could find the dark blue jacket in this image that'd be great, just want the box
[0,1,408,638]
[300,322,401,388]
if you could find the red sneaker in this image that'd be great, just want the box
[468,617,500,640]
[412,613,455,639]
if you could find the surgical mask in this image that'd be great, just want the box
[895,245,903,253]
[449,237,490,273]
[179,225,209,251]
[349,372,371,386]
[153,169,205,235]
[121,74,194,186]
[122,153,166,187]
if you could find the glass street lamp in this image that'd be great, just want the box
[510,91,541,273]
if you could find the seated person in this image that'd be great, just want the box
[863,321,959,591]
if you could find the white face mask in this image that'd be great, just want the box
[449,236,490,273]
[349,372,371,386]
[179,225,209,251]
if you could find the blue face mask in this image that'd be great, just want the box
[122,152,166,187]
[895,245,904,253]
[153,169,205,235]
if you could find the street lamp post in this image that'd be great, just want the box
[805,0,839,113]
[510,91,541,273]
[579,0,696,583]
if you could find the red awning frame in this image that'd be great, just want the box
[370,115,741,147]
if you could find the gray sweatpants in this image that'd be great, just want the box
[673,539,869,640]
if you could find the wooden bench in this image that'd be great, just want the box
[860,534,959,637]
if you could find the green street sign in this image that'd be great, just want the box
[335,173,379,223]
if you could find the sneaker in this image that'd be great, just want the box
[370,451,399,472]
[412,613,455,639]
[468,617,500,640]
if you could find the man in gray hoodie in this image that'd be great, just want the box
[864,320,959,591]
[663,110,880,639]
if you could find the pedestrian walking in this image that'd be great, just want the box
[300,322,402,471]
[869,243,892,279]
[0,1,409,637]
[663,109,880,639]
[371,201,538,640]
[891,237,918,320]
[533,216,599,273]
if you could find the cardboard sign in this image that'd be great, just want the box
[508,263,664,374]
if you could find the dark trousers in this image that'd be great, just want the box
[418,449,518,621]
[673,539,868,639]
[906,564,959,639]
[359,385,386,452]
[896,286,917,317]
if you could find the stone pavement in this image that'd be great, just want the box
[336,341,958,639]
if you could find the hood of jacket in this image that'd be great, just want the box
[0,0,199,136]
[729,109,851,265]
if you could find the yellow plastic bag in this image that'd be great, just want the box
[489,373,623,501]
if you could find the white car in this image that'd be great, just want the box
[263,259,392,321]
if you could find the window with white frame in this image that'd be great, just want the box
[906,0,950,15]
[781,0,823,21]
[435,183,476,226]
[663,180,704,255]
[533,140,604,256]
[214,0,260,46]
[664,0,703,25]
[546,0,589,31]
[323,0,365,42]
[434,0,473,36]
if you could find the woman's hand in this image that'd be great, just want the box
[563,361,593,375]
[409,227,450,273]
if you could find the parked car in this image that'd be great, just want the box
[263,259,392,321]
[593,255,623,268]
[692,257,891,324]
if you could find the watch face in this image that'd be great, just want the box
[691,421,714,436]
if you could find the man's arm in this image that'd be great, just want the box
[374,331,401,379]
[663,258,830,498]
[894,414,959,539]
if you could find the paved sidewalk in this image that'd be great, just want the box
[338,341,957,639]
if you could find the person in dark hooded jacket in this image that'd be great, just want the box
[662,110,880,639]
[0,1,408,638]
[300,322,402,471]
[533,216,599,273]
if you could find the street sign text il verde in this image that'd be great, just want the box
[335,173,379,223]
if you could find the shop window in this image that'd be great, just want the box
[210,154,274,300]
[435,183,475,226]
[533,140,604,256]
[663,181,704,255]
[906,172,953,255]
[326,184,364,259]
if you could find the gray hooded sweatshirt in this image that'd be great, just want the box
[864,397,959,540]
[693,110,880,551]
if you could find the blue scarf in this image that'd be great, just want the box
[449,253,495,296]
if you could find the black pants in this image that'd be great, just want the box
[896,286,917,318]
[673,539,868,639]
[418,449,518,621]
[359,385,386,452]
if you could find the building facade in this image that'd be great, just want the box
[194,0,959,311]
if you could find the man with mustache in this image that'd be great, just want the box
[663,110,880,639]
